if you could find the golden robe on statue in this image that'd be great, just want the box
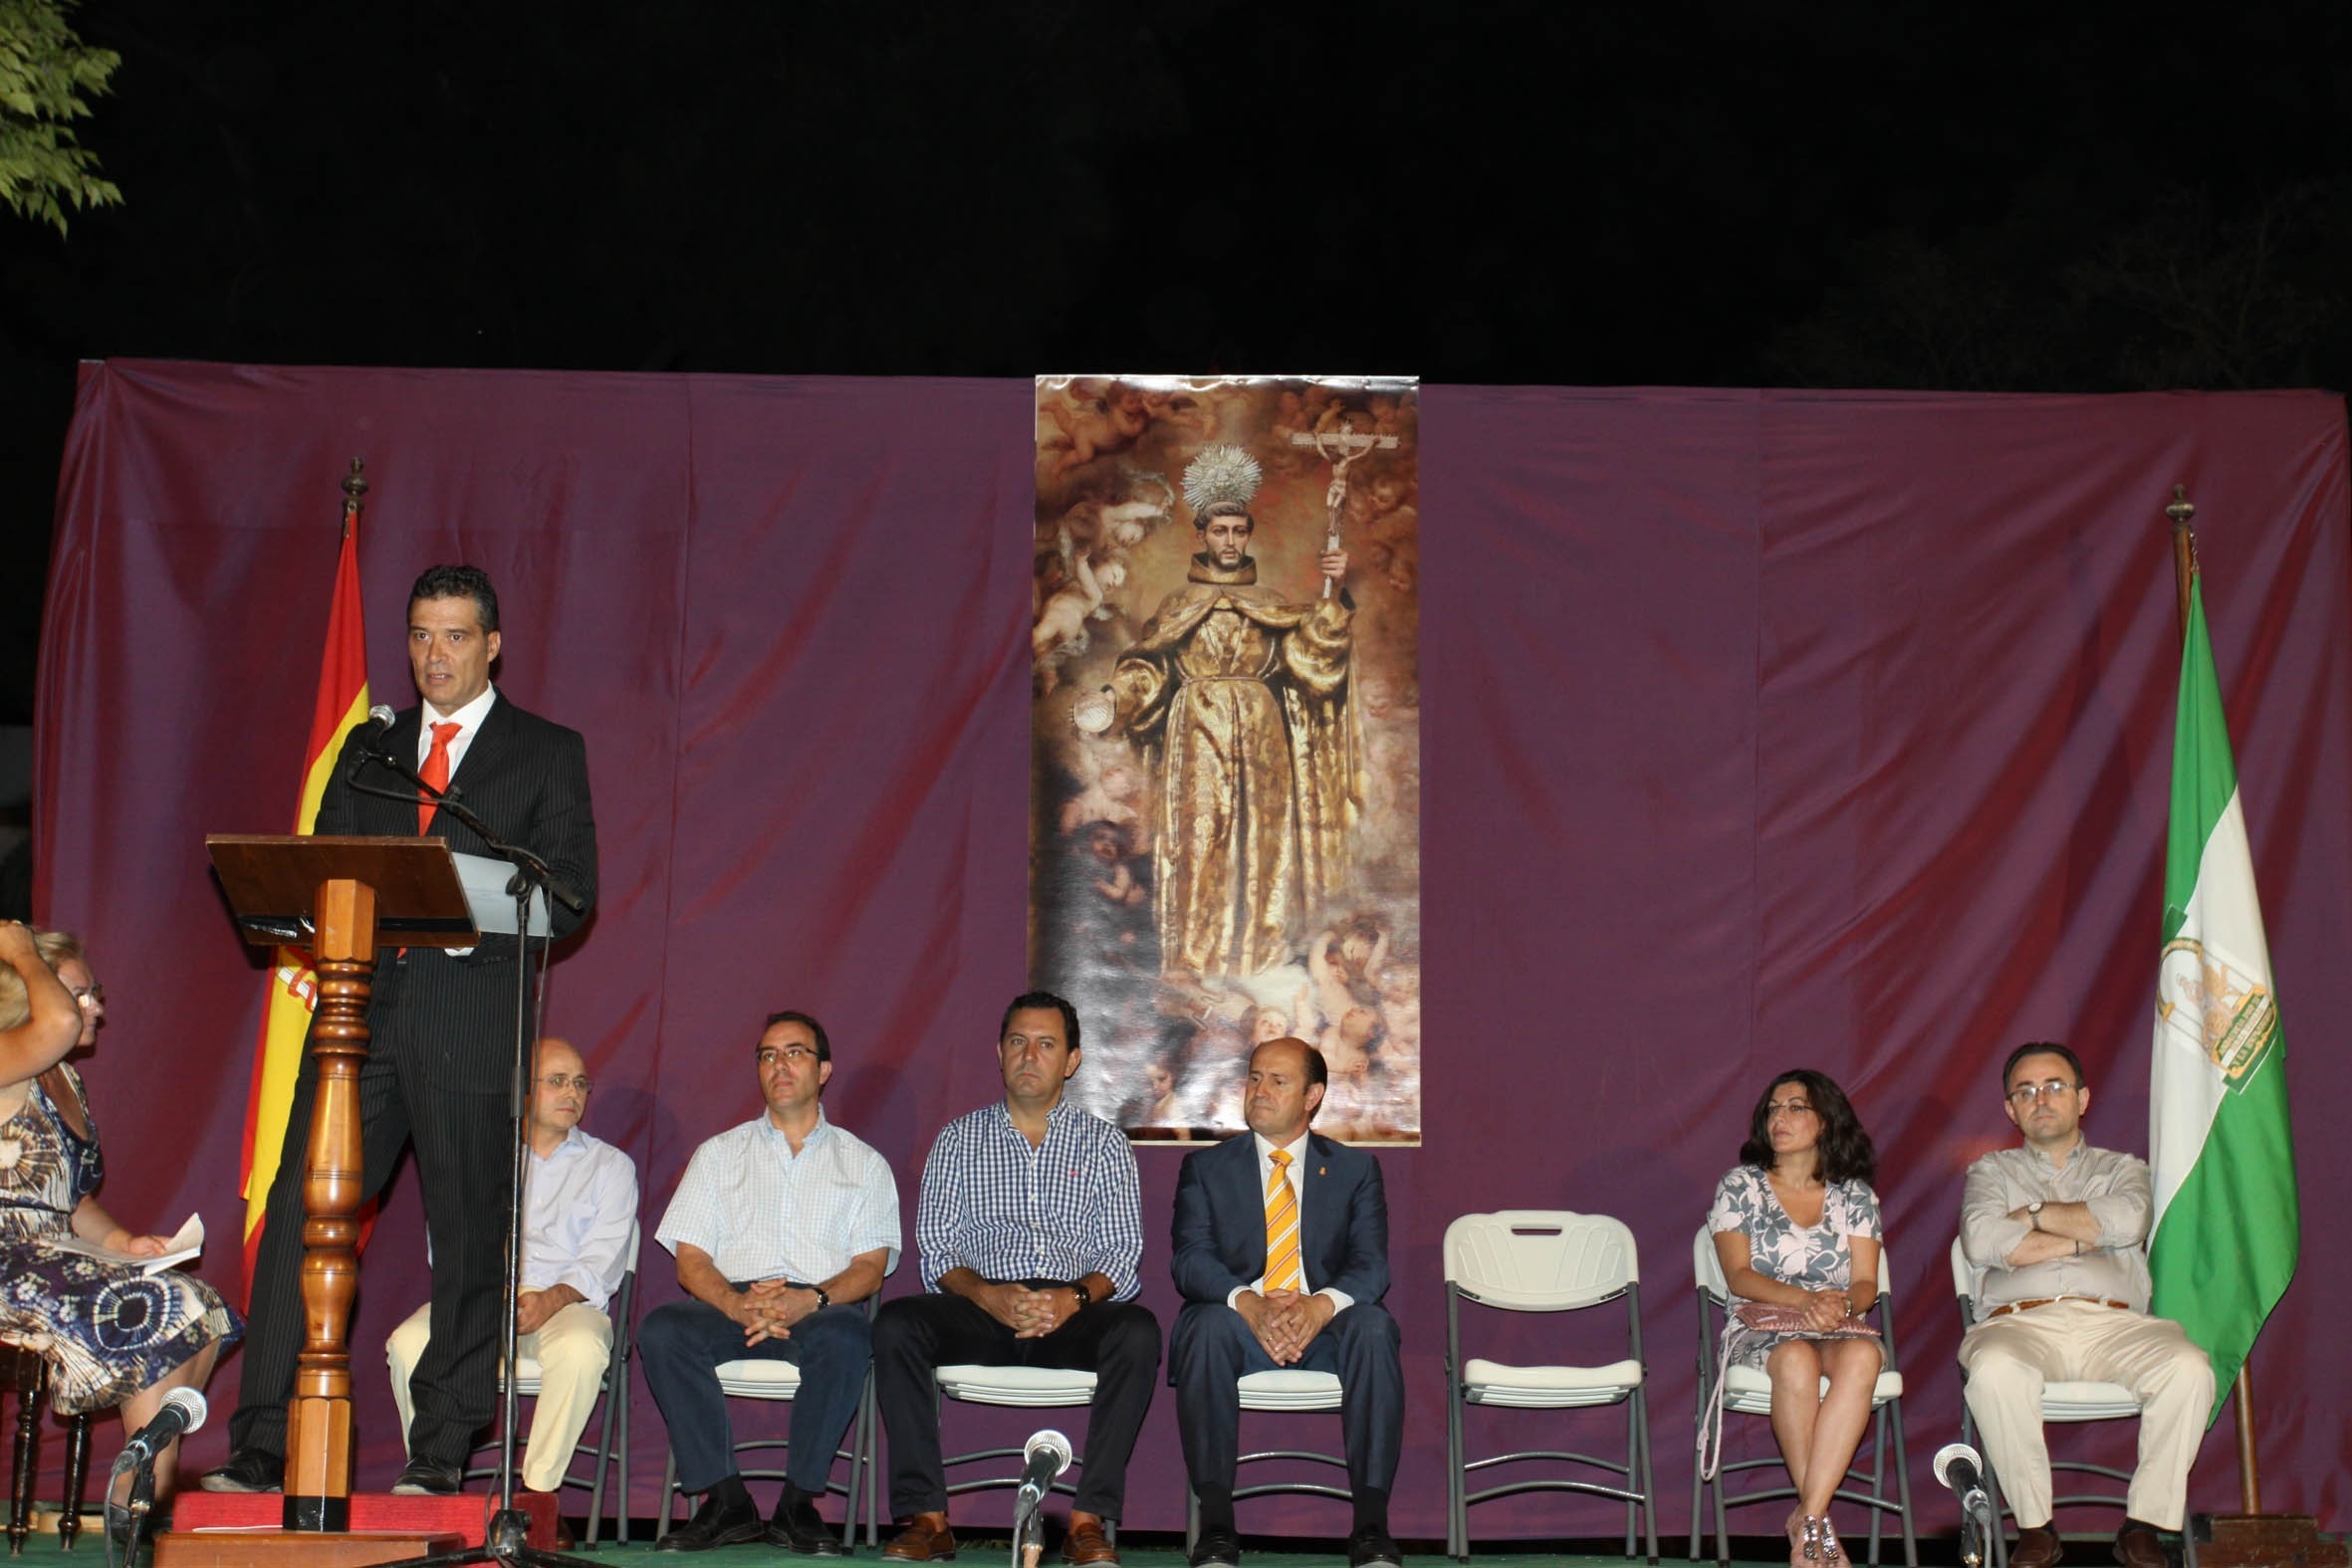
[1106,554,1358,978]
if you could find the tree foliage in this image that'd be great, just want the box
[0,0,120,234]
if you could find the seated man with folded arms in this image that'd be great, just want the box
[873,991,1159,1568]
[1958,1041,2216,1568]
[642,1010,899,1555]
[386,1036,636,1497]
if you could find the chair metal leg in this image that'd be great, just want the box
[1888,1393,1916,1568]
[1636,1385,1659,1564]
[657,1450,678,1542]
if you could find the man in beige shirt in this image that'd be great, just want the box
[1958,1042,2215,1568]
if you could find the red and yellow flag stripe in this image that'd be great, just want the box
[236,514,369,1298]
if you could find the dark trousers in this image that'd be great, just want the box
[873,1292,1161,1521]
[229,959,518,1466]
[1170,1300,1403,1498]
[638,1298,871,1496]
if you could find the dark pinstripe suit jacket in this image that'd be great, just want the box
[311,691,597,1091]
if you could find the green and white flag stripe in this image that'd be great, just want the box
[2148,579,2299,1427]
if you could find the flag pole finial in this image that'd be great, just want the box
[2167,483,2200,634]
[340,458,367,540]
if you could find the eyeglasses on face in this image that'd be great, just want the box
[2006,1078,2080,1104]
[538,1073,593,1093]
[71,985,105,1008]
[756,1045,820,1066]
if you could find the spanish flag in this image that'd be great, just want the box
[236,508,370,1298]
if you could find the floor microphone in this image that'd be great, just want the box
[123,1387,207,1465]
[1934,1440,1992,1517]
[1015,1429,1074,1506]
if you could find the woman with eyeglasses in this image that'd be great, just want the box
[0,925,241,1534]
[1705,1069,1884,1568]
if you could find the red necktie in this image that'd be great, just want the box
[418,722,461,833]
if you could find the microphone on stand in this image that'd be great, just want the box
[1935,1441,1995,1567]
[1015,1429,1073,1507]
[122,1387,207,1465]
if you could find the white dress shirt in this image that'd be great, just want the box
[657,1110,901,1285]
[518,1125,639,1311]
[418,683,499,775]
[1226,1130,1355,1314]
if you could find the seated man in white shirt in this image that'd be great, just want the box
[644,1010,900,1555]
[385,1037,637,1495]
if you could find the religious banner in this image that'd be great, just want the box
[1031,374,1421,1143]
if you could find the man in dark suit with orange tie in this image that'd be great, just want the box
[206,563,597,1505]
[1170,1037,1402,1568]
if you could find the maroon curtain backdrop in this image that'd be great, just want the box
[33,362,2350,1537]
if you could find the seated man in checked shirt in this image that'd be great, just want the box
[1958,1041,2215,1568]
[386,1037,638,1497]
[874,991,1159,1568]
[640,1010,901,1554]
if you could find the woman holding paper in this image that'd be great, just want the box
[0,925,241,1510]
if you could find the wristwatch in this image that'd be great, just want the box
[1067,1280,1092,1310]
[2026,1200,2045,1229]
[810,1285,831,1310]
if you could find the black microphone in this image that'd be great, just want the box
[1015,1428,1073,1506]
[365,703,397,737]
[122,1387,206,1465]
[1934,1441,1991,1517]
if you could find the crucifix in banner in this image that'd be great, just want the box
[1291,426,1399,599]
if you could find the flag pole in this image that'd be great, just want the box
[2165,482,2259,1518]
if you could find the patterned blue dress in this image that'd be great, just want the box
[1706,1164,1881,1370]
[0,1066,242,1414]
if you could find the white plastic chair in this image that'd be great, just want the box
[1690,1227,1916,1567]
[1949,1238,2146,1568]
[935,1363,1103,1525]
[1183,1369,1351,1550]
[655,1288,879,1550]
[1443,1211,1657,1563]
[463,1220,640,1545]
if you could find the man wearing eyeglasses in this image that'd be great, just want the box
[642,1010,900,1554]
[1958,1041,2215,1568]
[384,1036,635,1501]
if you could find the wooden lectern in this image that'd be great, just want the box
[194,834,478,1558]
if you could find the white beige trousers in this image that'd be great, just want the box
[1957,1299,2214,1531]
[386,1299,614,1492]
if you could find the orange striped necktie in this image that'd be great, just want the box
[418,721,461,832]
[1264,1148,1302,1292]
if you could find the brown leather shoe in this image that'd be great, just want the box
[884,1515,959,1562]
[2011,1525,2065,1568]
[1062,1516,1120,1566]
[2113,1523,2168,1568]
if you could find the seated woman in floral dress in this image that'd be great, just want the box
[1707,1069,1884,1568]
[0,925,242,1522]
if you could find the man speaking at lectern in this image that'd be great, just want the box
[206,563,598,1497]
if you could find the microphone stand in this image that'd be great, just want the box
[1012,1487,1047,1568]
[351,748,598,1568]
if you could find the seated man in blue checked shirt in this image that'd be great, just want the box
[874,991,1159,1568]
[641,1010,901,1554]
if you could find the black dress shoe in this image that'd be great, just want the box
[658,1492,765,1553]
[1347,1525,1402,1568]
[769,1484,848,1556]
[390,1455,466,1495]
[1189,1527,1242,1568]
[199,1448,283,1493]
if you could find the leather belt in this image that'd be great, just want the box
[1986,1296,2132,1319]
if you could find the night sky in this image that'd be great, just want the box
[7,1,2352,724]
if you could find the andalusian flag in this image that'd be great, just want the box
[2148,578,2299,1424]
[236,514,370,1297]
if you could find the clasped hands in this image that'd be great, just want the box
[974,1281,1080,1340]
[1795,1288,1855,1332]
[1236,1287,1335,1364]
[726,1279,824,1347]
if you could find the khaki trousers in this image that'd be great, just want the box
[387,1299,614,1492]
[1957,1299,2214,1531]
